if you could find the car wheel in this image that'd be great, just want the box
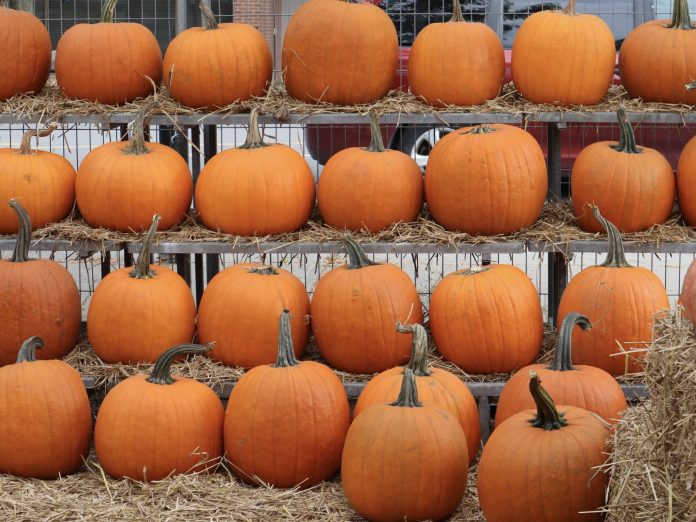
[391,125,454,171]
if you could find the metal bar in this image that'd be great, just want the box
[202,125,220,282]
[478,395,492,443]
[547,123,563,202]
[484,0,504,36]
[176,253,191,286]
[0,239,122,253]
[194,253,205,305]
[548,252,568,327]
[100,251,111,279]
[175,0,188,34]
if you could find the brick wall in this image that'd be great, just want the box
[234,0,276,56]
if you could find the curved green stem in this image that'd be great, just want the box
[449,0,464,22]
[123,101,156,156]
[667,0,693,29]
[19,123,58,155]
[390,368,422,407]
[8,199,32,263]
[101,0,118,23]
[593,207,632,268]
[366,114,385,152]
[562,0,577,15]
[610,108,641,154]
[129,215,160,279]
[397,322,431,377]
[463,125,496,135]
[248,265,279,276]
[147,343,213,384]
[274,310,300,367]
[549,313,591,372]
[455,267,490,276]
[240,109,269,150]
[343,233,378,269]
[528,371,567,430]
[198,0,218,30]
[16,336,44,363]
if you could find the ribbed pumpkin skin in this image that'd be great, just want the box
[479,406,608,522]
[429,265,544,374]
[0,262,80,367]
[95,375,224,481]
[353,367,480,464]
[677,136,696,226]
[512,9,615,106]
[0,358,91,478]
[342,403,469,521]
[198,264,310,368]
[225,361,350,488]
[317,147,423,232]
[194,145,315,236]
[679,259,696,324]
[0,150,76,234]
[87,266,196,364]
[0,6,51,101]
[424,124,547,234]
[164,23,272,109]
[311,266,424,374]
[558,268,669,375]
[56,23,162,104]
[572,142,674,233]
[409,21,503,107]
[76,141,193,232]
[282,0,398,105]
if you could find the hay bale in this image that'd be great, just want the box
[604,309,696,521]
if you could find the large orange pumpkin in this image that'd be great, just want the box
[479,372,609,522]
[342,368,469,521]
[677,134,696,226]
[198,262,310,368]
[495,312,627,427]
[429,264,544,374]
[317,114,423,232]
[679,259,696,324]
[620,0,696,104]
[0,201,80,366]
[511,0,615,106]
[55,0,162,104]
[424,124,547,234]
[224,310,350,488]
[87,215,196,364]
[163,1,272,109]
[94,343,224,481]
[558,207,670,375]
[0,3,51,101]
[282,0,398,105]
[408,0,504,107]
[76,103,192,232]
[572,108,675,233]
[353,322,480,464]
[311,234,424,374]
[0,123,76,234]
[195,109,315,236]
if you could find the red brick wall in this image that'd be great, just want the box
[234,0,276,55]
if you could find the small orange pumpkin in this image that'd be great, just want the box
[679,258,696,324]
[677,133,696,226]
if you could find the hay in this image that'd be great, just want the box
[603,308,696,521]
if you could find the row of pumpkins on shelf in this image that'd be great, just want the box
[3,104,696,238]
[1,311,619,521]
[3,0,696,108]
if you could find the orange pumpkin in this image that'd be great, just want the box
[424,124,547,234]
[511,0,615,106]
[311,234,424,374]
[680,259,696,324]
[163,1,272,109]
[342,368,469,521]
[0,201,80,366]
[282,0,398,105]
[0,3,51,101]
[572,108,675,233]
[195,109,315,236]
[198,263,310,369]
[409,0,504,107]
[429,264,544,374]
[0,124,76,234]
[224,310,350,488]
[55,0,162,104]
[75,103,192,232]
[495,313,627,427]
[353,322,480,464]
[620,0,696,104]
[558,208,670,375]
[94,343,224,481]
[677,134,696,226]
[87,215,196,364]
[479,372,609,522]
[317,114,423,232]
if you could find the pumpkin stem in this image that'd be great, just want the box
[463,125,496,135]
[390,368,422,408]
[240,109,269,150]
[147,343,213,385]
[198,0,219,30]
[449,0,464,23]
[366,114,386,152]
[610,108,642,154]
[562,0,577,15]
[397,322,431,377]
[455,267,491,276]
[667,0,693,30]
[8,199,32,263]
[549,312,591,372]
[687,81,696,90]
[123,100,156,156]
[0,1,9,8]
[16,336,44,363]
[19,123,58,155]
[129,215,160,279]
[274,310,300,368]
[593,206,632,268]
[248,265,280,275]
[343,233,378,269]
[101,0,118,23]
[528,371,567,430]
